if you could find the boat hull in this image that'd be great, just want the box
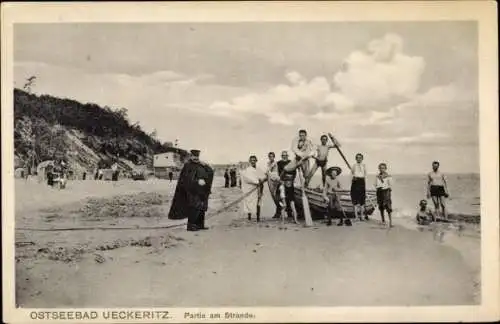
[294,187,377,219]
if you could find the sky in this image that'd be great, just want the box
[13,22,479,174]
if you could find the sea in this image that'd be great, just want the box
[304,173,480,217]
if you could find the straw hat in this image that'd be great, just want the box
[325,166,342,176]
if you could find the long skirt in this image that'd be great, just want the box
[350,177,366,205]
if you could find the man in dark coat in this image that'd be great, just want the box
[167,149,214,231]
[230,168,237,187]
[224,169,230,188]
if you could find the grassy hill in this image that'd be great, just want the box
[13,88,174,174]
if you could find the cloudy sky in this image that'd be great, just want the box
[14,22,478,174]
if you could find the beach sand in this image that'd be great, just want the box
[14,177,480,307]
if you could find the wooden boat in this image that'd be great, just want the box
[294,187,377,220]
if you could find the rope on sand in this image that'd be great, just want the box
[16,186,260,232]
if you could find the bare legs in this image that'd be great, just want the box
[305,161,327,188]
[431,196,448,220]
[354,205,366,221]
[378,208,393,227]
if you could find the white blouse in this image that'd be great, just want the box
[351,163,366,178]
[375,175,392,190]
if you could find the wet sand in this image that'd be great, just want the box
[14,178,480,307]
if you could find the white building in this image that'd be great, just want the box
[153,148,188,179]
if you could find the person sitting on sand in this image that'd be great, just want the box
[416,199,435,225]
[323,166,351,226]
[427,161,450,220]
[375,162,393,227]
[351,153,367,221]
[307,134,339,187]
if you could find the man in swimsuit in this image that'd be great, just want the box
[427,161,449,220]
[307,134,339,187]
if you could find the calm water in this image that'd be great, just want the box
[306,173,480,217]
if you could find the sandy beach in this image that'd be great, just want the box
[14,177,480,307]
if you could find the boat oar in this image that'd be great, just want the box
[297,168,314,227]
[328,133,352,172]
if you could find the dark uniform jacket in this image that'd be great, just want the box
[168,160,214,220]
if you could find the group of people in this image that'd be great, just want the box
[168,129,451,232]
[223,168,238,188]
[44,159,68,189]
[239,129,451,228]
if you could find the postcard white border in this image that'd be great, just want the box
[2,1,498,323]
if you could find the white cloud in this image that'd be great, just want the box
[206,72,354,125]
[333,33,426,110]
[204,33,428,126]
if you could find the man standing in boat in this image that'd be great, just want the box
[307,134,340,187]
[291,129,315,181]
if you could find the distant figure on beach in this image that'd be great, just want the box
[46,164,54,186]
[307,134,339,187]
[82,171,87,180]
[277,150,298,220]
[241,155,266,222]
[58,171,67,189]
[351,153,367,221]
[111,162,119,182]
[168,171,173,182]
[291,129,315,180]
[427,161,449,220]
[323,166,350,227]
[416,199,435,225]
[266,152,281,218]
[168,149,214,232]
[224,169,230,188]
[375,163,393,227]
[230,168,237,187]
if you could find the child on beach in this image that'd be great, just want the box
[427,161,450,220]
[416,199,435,225]
[375,163,393,227]
[307,134,339,187]
[351,153,367,221]
[323,166,351,226]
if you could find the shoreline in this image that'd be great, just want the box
[14,178,481,307]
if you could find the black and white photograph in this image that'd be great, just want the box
[2,1,498,323]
